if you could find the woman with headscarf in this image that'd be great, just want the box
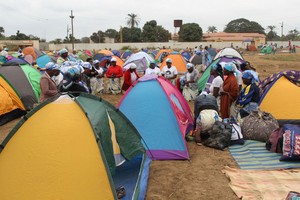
[234,70,260,118]
[39,62,60,103]
[56,49,69,66]
[122,63,139,91]
[90,60,105,95]
[182,63,200,101]
[209,63,224,108]
[60,67,88,96]
[106,57,123,94]
[220,63,239,119]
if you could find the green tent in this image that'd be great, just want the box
[76,93,145,175]
[260,46,273,54]
[198,58,221,92]
[77,51,90,61]
[20,64,42,100]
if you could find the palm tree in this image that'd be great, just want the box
[126,13,140,28]
[207,26,217,33]
[267,25,276,32]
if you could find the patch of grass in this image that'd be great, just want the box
[261,54,300,62]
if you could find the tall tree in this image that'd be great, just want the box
[90,31,105,43]
[266,25,279,41]
[178,23,203,42]
[9,30,30,40]
[207,26,217,33]
[126,13,140,28]
[286,29,300,40]
[122,27,142,42]
[0,27,5,38]
[141,20,171,42]
[105,29,120,42]
[50,38,62,44]
[224,18,265,34]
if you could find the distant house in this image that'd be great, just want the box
[203,32,266,47]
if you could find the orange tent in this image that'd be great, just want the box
[112,55,124,67]
[22,47,42,62]
[160,54,187,74]
[155,49,172,61]
[98,50,113,56]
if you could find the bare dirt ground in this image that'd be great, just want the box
[0,50,299,200]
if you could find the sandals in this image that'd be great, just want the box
[116,186,126,199]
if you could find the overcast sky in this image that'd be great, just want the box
[1,0,299,41]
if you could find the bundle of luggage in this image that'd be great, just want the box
[195,105,300,161]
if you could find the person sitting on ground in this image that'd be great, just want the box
[234,70,260,118]
[209,64,224,108]
[56,48,69,66]
[145,61,161,76]
[182,63,200,101]
[39,62,60,103]
[220,63,239,119]
[81,62,93,93]
[106,57,123,94]
[122,63,139,91]
[90,60,104,95]
[161,58,178,85]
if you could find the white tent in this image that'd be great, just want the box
[214,47,244,60]
[123,52,155,73]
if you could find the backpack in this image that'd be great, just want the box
[265,128,283,153]
[224,118,244,145]
[202,121,232,150]
[280,124,300,161]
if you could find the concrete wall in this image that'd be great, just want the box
[48,41,249,51]
[46,41,300,51]
[0,40,39,50]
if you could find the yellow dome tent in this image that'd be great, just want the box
[0,94,149,200]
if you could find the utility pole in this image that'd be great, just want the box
[281,22,283,37]
[70,10,75,51]
[67,25,70,39]
[120,26,123,47]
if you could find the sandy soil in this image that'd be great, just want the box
[0,51,299,200]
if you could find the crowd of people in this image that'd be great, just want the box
[38,47,261,144]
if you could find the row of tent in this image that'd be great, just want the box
[1,47,300,127]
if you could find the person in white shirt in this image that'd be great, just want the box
[209,64,224,108]
[182,63,200,101]
[90,59,105,95]
[0,47,9,58]
[145,61,161,76]
[161,58,178,85]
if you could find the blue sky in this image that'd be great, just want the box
[1,0,299,41]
